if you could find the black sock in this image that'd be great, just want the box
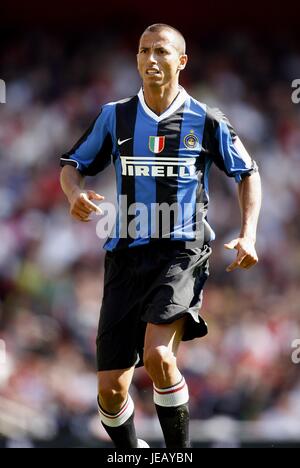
[155,403,190,448]
[101,412,138,448]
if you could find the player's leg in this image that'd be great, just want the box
[143,316,190,448]
[97,367,139,448]
[97,248,148,448]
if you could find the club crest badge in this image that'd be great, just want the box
[183,131,199,149]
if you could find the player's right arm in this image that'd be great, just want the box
[59,105,115,222]
[60,165,104,222]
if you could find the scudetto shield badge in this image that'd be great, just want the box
[149,136,165,153]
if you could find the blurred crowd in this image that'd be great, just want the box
[0,31,300,447]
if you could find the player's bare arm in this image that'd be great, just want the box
[224,171,262,272]
[60,165,104,222]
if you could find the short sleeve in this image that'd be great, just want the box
[60,106,113,176]
[205,107,258,183]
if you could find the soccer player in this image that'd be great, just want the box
[60,24,261,448]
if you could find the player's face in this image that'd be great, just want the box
[137,31,187,88]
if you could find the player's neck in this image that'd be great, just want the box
[143,83,180,116]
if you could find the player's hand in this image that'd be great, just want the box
[224,237,258,272]
[69,189,104,222]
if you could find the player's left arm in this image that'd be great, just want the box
[224,171,262,272]
[205,107,262,272]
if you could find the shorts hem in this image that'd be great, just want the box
[97,358,141,372]
[142,304,208,341]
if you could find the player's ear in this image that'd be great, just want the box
[136,53,142,74]
[177,54,188,71]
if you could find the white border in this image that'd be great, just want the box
[138,87,188,122]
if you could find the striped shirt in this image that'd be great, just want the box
[60,87,258,251]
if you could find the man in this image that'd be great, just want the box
[60,24,261,448]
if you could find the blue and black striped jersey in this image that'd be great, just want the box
[60,87,258,251]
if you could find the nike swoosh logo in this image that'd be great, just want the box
[118,137,132,146]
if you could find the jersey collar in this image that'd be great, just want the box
[137,86,188,122]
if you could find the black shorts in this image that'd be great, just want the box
[96,241,212,371]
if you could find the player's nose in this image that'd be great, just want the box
[147,51,157,65]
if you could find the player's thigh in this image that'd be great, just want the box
[97,366,135,395]
[144,315,187,357]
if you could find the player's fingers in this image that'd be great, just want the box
[241,256,258,269]
[71,213,91,222]
[71,205,91,217]
[80,193,102,213]
[224,240,238,250]
[76,215,91,222]
[226,261,239,272]
[236,250,247,264]
[246,260,258,269]
[73,204,91,216]
[230,253,258,270]
[239,260,252,269]
[71,208,91,222]
[226,252,247,272]
[87,191,105,201]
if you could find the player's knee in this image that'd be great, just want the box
[144,345,176,378]
[98,380,127,412]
